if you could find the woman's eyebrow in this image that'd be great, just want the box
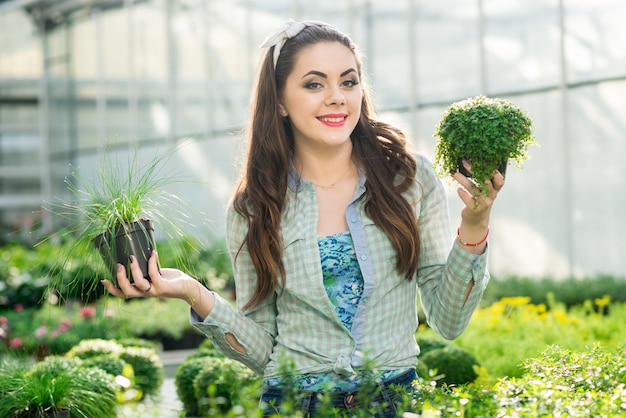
[301,68,357,79]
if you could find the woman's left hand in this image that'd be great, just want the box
[453,160,505,226]
[452,160,505,255]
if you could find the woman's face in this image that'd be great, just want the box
[279,41,362,154]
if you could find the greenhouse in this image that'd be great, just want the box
[2,0,625,279]
[2,1,626,417]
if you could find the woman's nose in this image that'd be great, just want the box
[325,85,346,105]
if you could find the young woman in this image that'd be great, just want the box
[103,19,504,417]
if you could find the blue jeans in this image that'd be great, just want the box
[260,368,417,417]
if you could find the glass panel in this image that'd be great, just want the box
[0,10,41,78]
[415,0,481,102]
[483,0,561,93]
[564,0,626,82]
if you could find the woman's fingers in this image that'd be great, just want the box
[128,255,153,294]
[101,253,159,299]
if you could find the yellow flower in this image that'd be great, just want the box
[500,296,532,307]
[594,295,610,308]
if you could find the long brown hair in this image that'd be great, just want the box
[234,25,420,311]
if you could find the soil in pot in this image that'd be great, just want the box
[94,218,160,285]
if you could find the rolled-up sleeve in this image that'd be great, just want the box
[190,203,277,375]
[414,155,490,340]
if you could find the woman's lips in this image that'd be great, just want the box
[317,114,348,127]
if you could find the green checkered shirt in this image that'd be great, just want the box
[191,154,489,377]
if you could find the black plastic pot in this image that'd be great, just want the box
[457,158,508,179]
[94,219,159,285]
[23,407,69,418]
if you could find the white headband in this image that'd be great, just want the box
[259,19,331,68]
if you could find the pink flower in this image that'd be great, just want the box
[14,304,23,312]
[34,325,48,339]
[60,318,72,328]
[79,307,96,318]
[9,337,22,348]
[0,316,7,326]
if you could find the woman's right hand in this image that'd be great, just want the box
[101,250,215,318]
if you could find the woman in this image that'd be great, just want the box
[103,19,504,417]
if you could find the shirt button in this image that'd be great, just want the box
[360,255,367,261]
[351,218,358,223]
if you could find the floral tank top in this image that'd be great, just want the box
[264,231,405,392]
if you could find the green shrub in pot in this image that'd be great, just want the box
[420,345,481,386]
[118,345,164,398]
[0,355,117,418]
[175,356,214,417]
[66,338,164,399]
[434,96,537,196]
[193,356,262,416]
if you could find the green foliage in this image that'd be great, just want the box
[0,355,118,418]
[0,243,50,309]
[193,356,262,417]
[65,338,164,399]
[81,353,126,377]
[186,338,223,360]
[0,303,126,357]
[66,338,125,359]
[434,95,537,195]
[116,337,160,350]
[175,357,214,417]
[115,297,201,340]
[483,274,626,308]
[419,297,626,382]
[1,235,233,308]
[0,355,31,404]
[119,346,164,398]
[416,336,448,355]
[420,345,480,386]
[158,237,234,293]
[55,148,186,243]
[495,344,626,417]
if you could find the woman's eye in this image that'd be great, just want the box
[304,81,323,89]
[342,79,360,88]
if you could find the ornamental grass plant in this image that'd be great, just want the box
[43,143,204,300]
[0,355,118,418]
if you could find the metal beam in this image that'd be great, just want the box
[0,0,39,14]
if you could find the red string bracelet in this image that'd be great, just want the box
[457,227,489,247]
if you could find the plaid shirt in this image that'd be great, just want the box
[191,154,489,377]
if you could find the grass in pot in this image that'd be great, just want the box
[434,95,538,196]
[44,144,201,299]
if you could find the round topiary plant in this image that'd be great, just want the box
[175,357,212,417]
[118,346,164,398]
[194,357,262,416]
[66,338,125,359]
[419,345,480,386]
[434,95,537,195]
[416,337,449,356]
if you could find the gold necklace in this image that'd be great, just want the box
[309,164,354,191]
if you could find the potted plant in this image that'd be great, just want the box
[0,355,118,418]
[433,95,537,195]
[45,145,201,296]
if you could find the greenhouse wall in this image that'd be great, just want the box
[0,0,625,280]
